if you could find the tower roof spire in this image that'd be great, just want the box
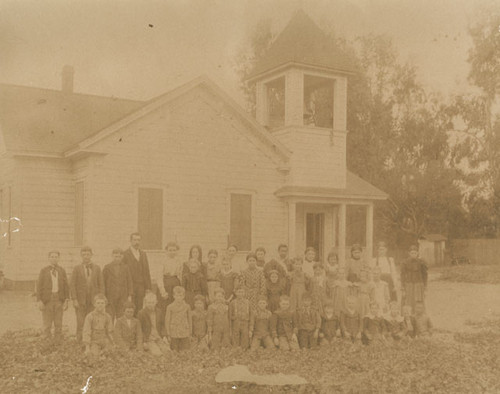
[248,10,355,80]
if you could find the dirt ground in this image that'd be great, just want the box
[0,272,499,336]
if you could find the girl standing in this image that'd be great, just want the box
[289,257,308,312]
[372,241,398,301]
[400,245,428,311]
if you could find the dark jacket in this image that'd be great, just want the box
[137,307,164,341]
[103,261,133,300]
[123,248,151,291]
[36,265,69,304]
[70,263,104,307]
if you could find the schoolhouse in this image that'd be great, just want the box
[0,11,386,284]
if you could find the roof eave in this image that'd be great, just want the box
[246,61,356,83]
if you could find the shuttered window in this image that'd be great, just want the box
[138,188,163,250]
[229,193,252,251]
[74,182,84,246]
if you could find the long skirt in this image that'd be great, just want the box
[402,282,425,312]
[381,273,397,301]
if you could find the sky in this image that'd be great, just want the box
[0,0,493,104]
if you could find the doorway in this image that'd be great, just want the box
[306,213,325,261]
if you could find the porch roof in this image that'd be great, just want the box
[275,171,388,201]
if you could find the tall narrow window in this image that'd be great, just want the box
[229,193,252,251]
[75,182,84,246]
[138,188,163,250]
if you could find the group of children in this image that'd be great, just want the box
[36,235,433,362]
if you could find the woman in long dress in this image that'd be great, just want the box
[400,245,428,311]
[372,241,399,301]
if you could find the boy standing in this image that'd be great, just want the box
[103,248,133,321]
[123,233,152,312]
[137,292,170,356]
[165,286,192,352]
[82,294,114,363]
[229,287,251,350]
[114,301,143,351]
[295,293,321,349]
[192,295,209,351]
[70,246,104,343]
[36,250,69,343]
[270,295,299,351]
[207,288,230,351]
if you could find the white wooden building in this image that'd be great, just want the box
[0,11,386,283]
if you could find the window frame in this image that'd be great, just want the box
[226,189,256,253]
[135,184,168,251]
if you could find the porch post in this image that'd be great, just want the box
[366,203,374,261]
[338,203,347,265]
[288,201,297,258]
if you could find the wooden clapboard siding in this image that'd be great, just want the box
[14,156,77,280]
[0,154,21,279]
[83,85,287,271]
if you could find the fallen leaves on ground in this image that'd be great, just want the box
[0,323,499,394]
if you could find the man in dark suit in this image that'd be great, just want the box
[123,233,152,312]
[36,250,69,343]
[70,246,104,343]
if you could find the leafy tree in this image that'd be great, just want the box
[235,21,466,247]
[448,4,500,237]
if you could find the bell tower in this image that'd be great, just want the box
[247,10,354,189]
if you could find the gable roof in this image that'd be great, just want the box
[248,10,356,80]
[275,171,388,200]
[0,84,145,154]
[65,75,291,164]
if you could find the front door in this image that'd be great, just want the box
[306,213,325,261]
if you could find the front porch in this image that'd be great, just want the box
[275,171,387,264]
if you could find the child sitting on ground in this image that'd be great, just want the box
[384,301,406,341]
[266,269,286,313]
[207,288,230,351]
[362,301,386,345]
[249,296,274,351]
[137,292,170,356]
[205,250,221,303]
[114,301,143,351]
[414,301,433,337]
[229,286,251,350]
[340,295,361,342]
[192,295,209,351]
[319,300,340,346]
[165,286,192,352]
[402,305,415,338]
[295,293,321,350]
[270,295,299,351]
[182,259,208,308]
[82,293,114,363]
